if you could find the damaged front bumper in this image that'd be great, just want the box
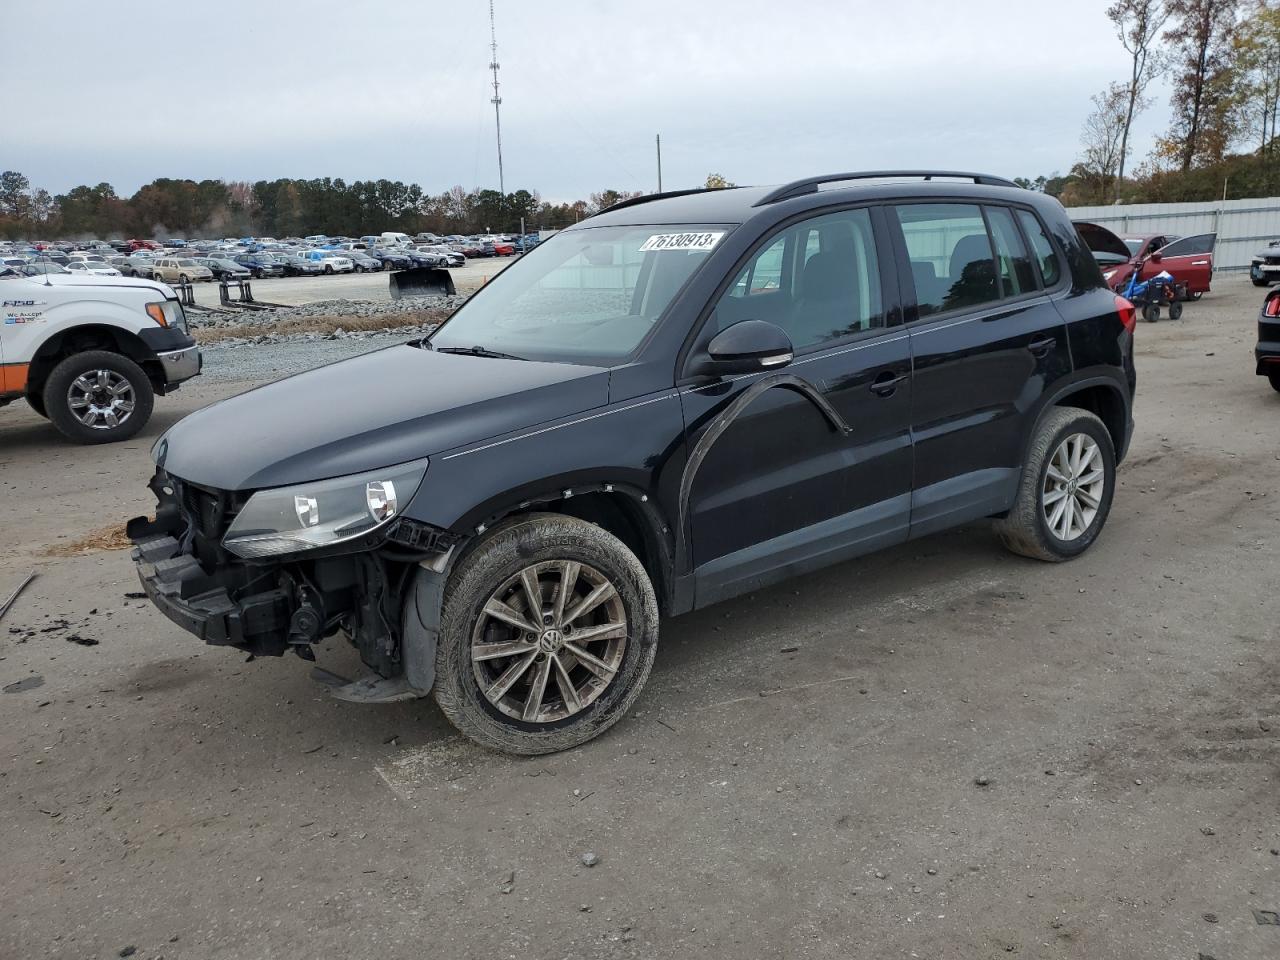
[131,534,292,651]
[128,469,460,688]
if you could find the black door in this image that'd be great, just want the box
[889,202,1073,537]
[679,206,914,607]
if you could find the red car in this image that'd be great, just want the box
[128,238,160,252]
[492,241,516,256]
[1075,223,1216,299]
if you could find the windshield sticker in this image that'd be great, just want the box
[639,231,725,253]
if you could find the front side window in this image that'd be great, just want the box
[715,208,884,350]
[429,224,727,363]
[894,203,997,317]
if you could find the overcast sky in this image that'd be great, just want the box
[8,0,1169,201]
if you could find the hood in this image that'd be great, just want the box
[1074,221,1133,261]
[155,344,610,490]
[14,273,174,297]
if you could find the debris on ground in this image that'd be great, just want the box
[580,851,600,868]
[0,569,36,623]
[2,675,44,693]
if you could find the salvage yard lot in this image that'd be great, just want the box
[1,279,1277,959]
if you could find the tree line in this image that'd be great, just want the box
[0,171,651,241]
[1021,0,1280,205]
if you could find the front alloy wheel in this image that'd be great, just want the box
[433,514,659,754]
[472,561,627,723]
[43,350,155,444]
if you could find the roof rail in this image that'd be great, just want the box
[596,187,735,216]
[753,171,1020,206]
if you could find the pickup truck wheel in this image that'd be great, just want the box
[43,350,154,444]
[433,514,659,755]
[993,407,1115,561]
[1268,370,1280,392]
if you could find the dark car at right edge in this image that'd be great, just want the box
[128,171,1137,755]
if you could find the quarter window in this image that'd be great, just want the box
[716,209,884,350]
[1015,209,1062,287]
[894,203,998,317]
[985,206,1037,297]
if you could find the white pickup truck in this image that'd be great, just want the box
[0,272,201,443]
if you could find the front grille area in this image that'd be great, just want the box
[174,479,249,569]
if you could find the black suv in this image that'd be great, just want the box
[130,171,1137,754]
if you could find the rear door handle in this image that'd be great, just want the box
[869,371,908,397]
[1028,336,1056,357]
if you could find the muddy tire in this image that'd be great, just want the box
[993,407,1116,562]
[43,350,154,444]
[433,513,659,755]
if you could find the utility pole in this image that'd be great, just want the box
[656,134,663,193]
[488,0,505,196]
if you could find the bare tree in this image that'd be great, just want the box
[1075,84,1132,202]
[1108,0,1171,198]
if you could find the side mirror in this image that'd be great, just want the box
[695,319,794,376]
[1149,251,1162,263]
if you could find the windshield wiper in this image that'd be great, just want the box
[434,345,528,361]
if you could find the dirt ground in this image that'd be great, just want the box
[1,278,1277,960]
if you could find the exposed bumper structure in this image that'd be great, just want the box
[131,534,292,652]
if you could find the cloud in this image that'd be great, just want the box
[7,0,1164,198]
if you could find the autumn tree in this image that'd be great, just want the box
[704,173,736,189]
[1161,0,1241,170]
[1108,0,1171,196]
[1233,0,1280,163]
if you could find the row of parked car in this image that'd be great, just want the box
[0,230,544,282]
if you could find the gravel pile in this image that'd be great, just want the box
[187,294,467,347]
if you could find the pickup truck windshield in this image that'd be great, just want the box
[428,224,729,364]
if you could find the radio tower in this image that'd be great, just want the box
[488,0,505,196]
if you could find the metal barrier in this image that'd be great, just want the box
[172,281,196,306]
[219,278,257,306]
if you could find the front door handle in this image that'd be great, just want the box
[1028,336,1057,357]
[869,371,907,397]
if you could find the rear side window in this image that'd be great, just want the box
[985,206,1037,297]
[1015,209,1062,287]
[894,203,997,317]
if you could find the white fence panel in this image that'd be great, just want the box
[1065,196,1280,273]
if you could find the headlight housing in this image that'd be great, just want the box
[222,459,429,559]
[145,299,188,332]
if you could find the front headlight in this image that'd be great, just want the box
[145,299,188,332]
[222,459,429,559]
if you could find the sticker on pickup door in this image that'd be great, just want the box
[639,231,725,252]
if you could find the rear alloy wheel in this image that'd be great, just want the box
[178,273,189,284]
[1269,369,1280,393]
[43,350,154,444]
[993,407,1115,561]
[324,264,334,274]
[433,514,659,755]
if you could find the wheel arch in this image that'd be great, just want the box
[451,481,677,617]
[25,324,158,399]
[1031,376,1131,465]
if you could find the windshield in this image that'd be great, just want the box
[429,224,728,363]
[1123,239,1143,256]
[178,259,198,266]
